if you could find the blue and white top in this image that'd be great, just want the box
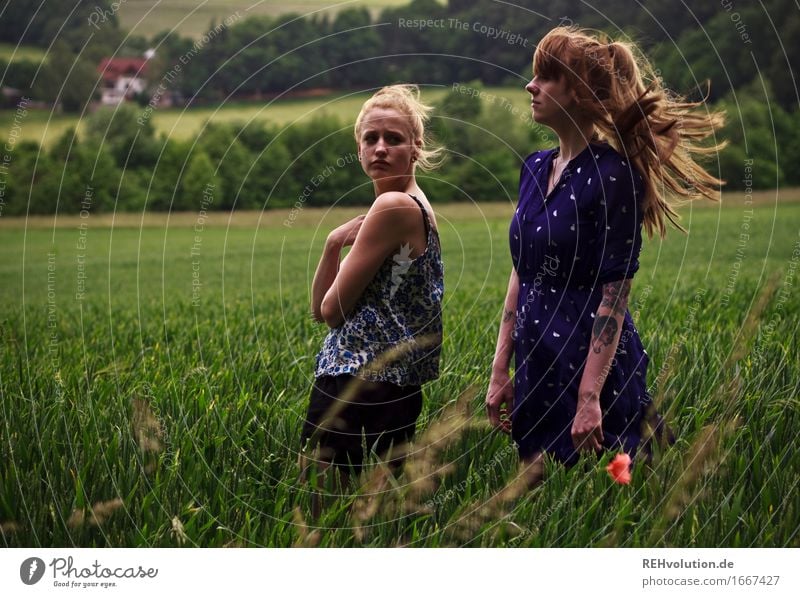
[314,195,443,386]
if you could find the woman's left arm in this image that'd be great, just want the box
[572,278,632,452]
[572,159,644,451]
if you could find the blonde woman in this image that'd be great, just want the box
[303,85,444,476]
[486,27,723,469]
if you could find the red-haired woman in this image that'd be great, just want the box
[486,27,724,470]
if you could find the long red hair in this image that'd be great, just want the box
[534,26,726,238]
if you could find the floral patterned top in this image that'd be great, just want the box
[314,195,443,386]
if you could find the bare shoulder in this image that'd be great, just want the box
[367,192,422,228]
[377,191,439,231]
[373,191,420,211]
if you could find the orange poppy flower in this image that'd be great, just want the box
[606,452,632,484]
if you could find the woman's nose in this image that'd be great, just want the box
[526,80,537,95]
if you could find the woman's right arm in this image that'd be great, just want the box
[310,239,344,323]
[485,268,519,433]
[310,215,365,323]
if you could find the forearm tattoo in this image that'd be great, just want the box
[591,315,618,354]
[600,279,632,317]
[503,309,514,323]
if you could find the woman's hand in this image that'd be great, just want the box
[327,214,366,248]
[486,368,514,434]
[571,392,603,452]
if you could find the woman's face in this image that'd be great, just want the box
[525,72,577,127]
[357,108,418,181]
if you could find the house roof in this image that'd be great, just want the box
[97,57,149,82]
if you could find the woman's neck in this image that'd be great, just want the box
[373,174,416,197]
[555,121,596,162]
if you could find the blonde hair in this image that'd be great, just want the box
[534,26,726,238]
[354,84,443,171]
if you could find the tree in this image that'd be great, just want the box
[327,8,382,88]
[35,41,98,113]
[0,1,118,47]
[179,150,221,212]
[2,141,55,215]
[232,123,295,209]
[149,138,192,211]
[0,59,41,104]
[717,86,786,189]
[44,128,120,214]
[85,104,160,170]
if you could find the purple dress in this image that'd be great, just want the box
[509,142,652,464]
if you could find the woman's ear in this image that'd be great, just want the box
[570,88,579,103]
[568,82,580,106]
[413,139,423,162]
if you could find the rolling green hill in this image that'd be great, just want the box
[117,0,438,38]
[0,42,46,63]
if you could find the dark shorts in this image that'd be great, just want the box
[300,374,423,472]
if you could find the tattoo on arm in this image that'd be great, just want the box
[600,279,631,317]
[503,309,514,323]
[591,315,618,354]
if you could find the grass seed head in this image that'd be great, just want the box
[68,498,124,528]
[132,397,164,455]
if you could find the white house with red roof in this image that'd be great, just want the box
[97,54,151,106]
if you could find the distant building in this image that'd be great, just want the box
[97,56,150,106]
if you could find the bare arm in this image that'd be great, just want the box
[572,278,632,451]
[310,215,364,323]
[492,268,519,375]
[485,268,519,433]
[314,193,419,328]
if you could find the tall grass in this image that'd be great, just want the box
[1,200,798,547]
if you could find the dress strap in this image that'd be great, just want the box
[407,193,431,240]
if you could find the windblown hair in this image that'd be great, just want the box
[354,84,444,171]
[534,26,726,238]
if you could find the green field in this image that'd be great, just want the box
[0,43,46,63]
[117,0,440,39]
[1,196,799,547]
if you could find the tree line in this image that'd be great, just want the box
[0,0,797,214]
[1,81,796,217]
